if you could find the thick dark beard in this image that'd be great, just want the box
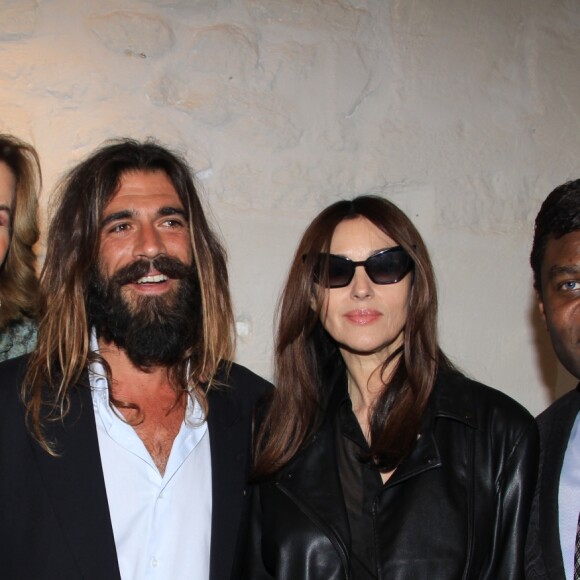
[87,255,202,369]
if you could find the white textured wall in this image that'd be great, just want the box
[1,0,579,415]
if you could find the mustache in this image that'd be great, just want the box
[111,256,193,286]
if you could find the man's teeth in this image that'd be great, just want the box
[136,274,168,284]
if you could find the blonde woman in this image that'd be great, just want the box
[0,134,40,361]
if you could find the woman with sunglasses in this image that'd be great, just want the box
[0,134,40,361]
[245,196,538,579]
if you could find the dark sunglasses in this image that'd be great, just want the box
[313,246,413,288]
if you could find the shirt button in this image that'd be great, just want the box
[158,491,164,499]
[151,558,158,568]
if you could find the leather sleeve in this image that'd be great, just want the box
[485,419,539,579]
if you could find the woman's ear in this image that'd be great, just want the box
[310,283,321,312]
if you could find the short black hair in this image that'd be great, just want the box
[530,179,580,293]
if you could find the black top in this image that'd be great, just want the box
[335,389,382,579]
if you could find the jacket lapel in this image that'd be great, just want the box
[207,385,246,580]
[276,420,353,563]
[385,371,478,486]
[31,383,121,580]
[540,387,580,579]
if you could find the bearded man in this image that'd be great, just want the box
[0,139,271,580]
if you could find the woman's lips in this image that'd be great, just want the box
[344,309,382,325]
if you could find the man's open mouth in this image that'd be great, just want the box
[136,274,169,284]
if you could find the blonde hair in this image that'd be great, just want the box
[0,134,40,328]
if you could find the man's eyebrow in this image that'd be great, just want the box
[101,210,133,228]
[158,206,188,219]
[548,264,580,278]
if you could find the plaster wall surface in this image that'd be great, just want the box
[1,0,579,414]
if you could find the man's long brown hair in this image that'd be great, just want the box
[0,134,40,328]
[23,139,235,453]
[253,196,454,478]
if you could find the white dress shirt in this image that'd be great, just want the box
[559,410,580,580]
[90,335,212,580]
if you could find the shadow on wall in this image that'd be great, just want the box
[529,296,577,404]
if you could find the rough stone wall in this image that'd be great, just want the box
[1,0,578,414]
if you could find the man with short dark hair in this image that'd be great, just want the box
[526,180,580,579]
[0,139,271,579]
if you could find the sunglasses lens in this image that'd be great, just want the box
[313,254,353,288]
[366,249,412,284]
[327,255,354,288]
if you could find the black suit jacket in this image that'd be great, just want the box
[526,385,580,579]
[0,354,271,580]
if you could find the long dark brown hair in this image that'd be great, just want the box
[23,138,235,454]
[253,195,453,478]
[0,134,40,328]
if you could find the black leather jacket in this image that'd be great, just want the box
[243,369,539,579]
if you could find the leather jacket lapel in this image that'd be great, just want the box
[276,420,352,569]
[385,429,442,487]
